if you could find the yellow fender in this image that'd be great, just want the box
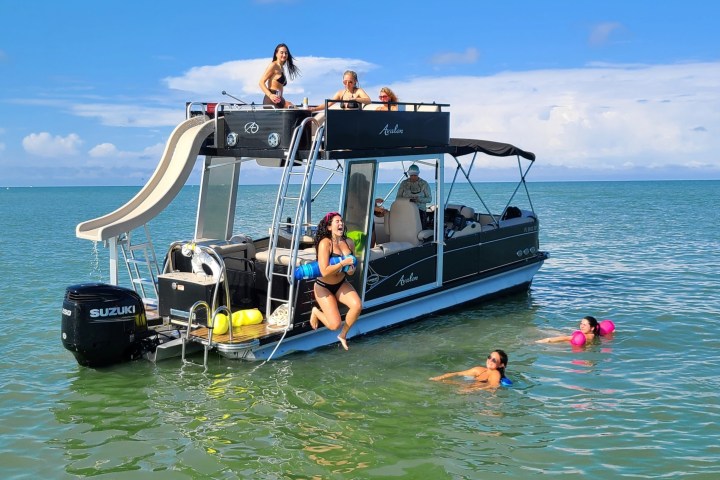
[231,309,264,328]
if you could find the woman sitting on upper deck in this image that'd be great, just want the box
[375,87,398,111]
[259,43,300,108]
[309,212,362,350]
[309,70,371,112]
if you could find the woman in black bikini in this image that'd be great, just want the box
[309,212,362,350]
[259,43,300,107]
[309,70,371,112]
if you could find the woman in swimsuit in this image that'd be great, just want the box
[259,43,300,108]
[375,86,398,111]
[309,70,371,112]
[536,315,600,343]
[309,212,362,350]
[430,349,509,389]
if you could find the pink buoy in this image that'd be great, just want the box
[599,319,615,336]
[570,330,587,346]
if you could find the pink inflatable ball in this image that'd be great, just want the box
[599,319,615,336]
[570,330,587,346]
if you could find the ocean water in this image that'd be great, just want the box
[0,180,718,479]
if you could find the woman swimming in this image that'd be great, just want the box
[430,349,509,389]
[536,315,600,343]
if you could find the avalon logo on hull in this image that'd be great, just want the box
[396,272,418,287]
[379,124,404,136]
[244,122,259,134]
[89,305,136,318]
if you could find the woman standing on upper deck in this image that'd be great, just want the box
[259,43,300,108]
[309,212,362,350]
[309,70,371,112]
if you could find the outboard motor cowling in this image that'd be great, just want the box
[61,283,148,367]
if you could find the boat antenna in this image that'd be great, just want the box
[221,90,246,104]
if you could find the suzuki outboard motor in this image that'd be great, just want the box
[61,283,148,367]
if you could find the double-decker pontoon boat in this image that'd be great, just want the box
[61,99,547,367]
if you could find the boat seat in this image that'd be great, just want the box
[208,242,255,260]
[369,241,416,260]
[254,247,316,266]
[269,227,314,245]
[384,198,423,246]
[445,204,475,220]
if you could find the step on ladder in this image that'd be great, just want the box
[118,224,160,310]
[264,118,324,325]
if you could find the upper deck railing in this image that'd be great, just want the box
[188,101,451,159]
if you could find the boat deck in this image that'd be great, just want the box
[182,322,287,344]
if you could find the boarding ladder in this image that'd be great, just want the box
[264,118,324,324]
[118,225,160,309]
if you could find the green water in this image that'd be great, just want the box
[1,181,718,478]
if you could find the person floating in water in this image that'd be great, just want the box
[430,349,509,389]
[536,315,600,343]
[309,212,362,350]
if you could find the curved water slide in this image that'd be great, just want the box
[76,116,215,241]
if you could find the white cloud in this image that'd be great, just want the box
[164,56,376,102]
[22,132,82,157]
[85,142,166,170]
[589,22,623,46]
[89,142,119,157]
[431,47,480,65]
[386,62,719,173]
[72,104,183,127]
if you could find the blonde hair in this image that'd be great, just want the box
[379,86,398,102]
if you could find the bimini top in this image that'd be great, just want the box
[449,138,535,161]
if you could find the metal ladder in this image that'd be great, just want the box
[118,225,160,309]
[264,118,324,324]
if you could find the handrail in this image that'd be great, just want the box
[181,300,210,363]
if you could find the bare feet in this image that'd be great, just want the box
[310,307,319,330]
[337,335,348,351]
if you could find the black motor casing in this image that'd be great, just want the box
[61,283,148,367]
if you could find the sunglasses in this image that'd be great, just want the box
[379,94,389,99]
[487,355,501,364]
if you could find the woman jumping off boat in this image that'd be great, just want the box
[310,212,362,350]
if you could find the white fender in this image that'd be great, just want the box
[181,243,223,282]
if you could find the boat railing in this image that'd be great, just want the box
[180,300,210,364]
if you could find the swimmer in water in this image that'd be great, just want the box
[430,349,508,389]
[536,315,600,343]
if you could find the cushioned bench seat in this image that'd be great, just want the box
[255,247,316,266]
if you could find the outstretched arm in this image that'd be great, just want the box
[536,335,573,344]
[354,87,372,104]
[430,366,483,381]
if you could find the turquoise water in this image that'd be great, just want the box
[1,181,719,479]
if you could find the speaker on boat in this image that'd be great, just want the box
[61,283,148,368]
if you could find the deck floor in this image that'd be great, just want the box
[188,323,287,344]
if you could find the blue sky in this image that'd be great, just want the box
[1,0,718,186]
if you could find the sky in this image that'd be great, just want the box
[0,0,718,186]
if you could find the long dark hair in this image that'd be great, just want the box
[583,315,600,335]
[494,349,509,379]
[314,212,344,254]
[273,43,300,81]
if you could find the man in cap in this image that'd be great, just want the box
[396,164,432,229]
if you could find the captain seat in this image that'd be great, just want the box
[384,198,423,246]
